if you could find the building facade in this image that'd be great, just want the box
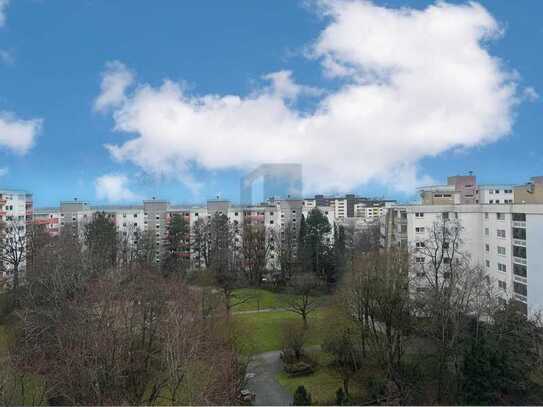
[0,189,33,282]
[384,175,543,314]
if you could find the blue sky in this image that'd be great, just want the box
[0,0,541,207]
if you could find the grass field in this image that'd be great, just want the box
[231,288,295,312]
[233,309,326,354]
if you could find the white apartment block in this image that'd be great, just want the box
[385,175,543,314]
[0,189,33,281]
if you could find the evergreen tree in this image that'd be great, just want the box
[84,212,117,274]
[162,213,190,275]
[293,385,312,406]
[304,208,332,280]
[336,387,348,405]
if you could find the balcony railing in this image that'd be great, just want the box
[513,221,526,228]
[513,239,526,247]
[513,256,527,266]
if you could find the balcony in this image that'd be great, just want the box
[513,239,526,247]
[513,256,527,266]
[513,221,526,228]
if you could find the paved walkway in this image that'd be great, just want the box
[246,350,292,406]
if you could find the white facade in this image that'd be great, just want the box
[0,189,32,281]
[477,185,514,204]
[388,203,543,314]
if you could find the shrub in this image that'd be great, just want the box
[293,385,312,406]
[281,320,306,362]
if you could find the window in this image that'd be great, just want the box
[513,228,526,240]
[485,244,490,252]
[496,213,505,221]
[443,257,451,264]
[415,257,425,263]
[513,213,526,222]
[415,212,424,218]
[415,227,425,233]
[416,242,425,248]
[495,189,500,194]
[489,190,494,195]
[498,280,507,290]
[495,200,500,204]
[513,245,527,259]
[497,246,506,256]
[485,213,488,220]
[442,242,450,250]
[514,263,527,278]
[504,189,513,194]
[485,260,490,268]
[485,227,489,236]
[514,282,527,296]
[498,263,506,273]
[442,212,449,220]
[497,229,506,238]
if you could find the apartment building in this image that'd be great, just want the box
[384,175,543,314]
[0,189,33,281]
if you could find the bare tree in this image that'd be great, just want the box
[208,213,249,315]
[0,219,28,292]
[342,248,412,400]
[241,223,272,286]
[415,216,494,403]
[275,223,297,284]
[286,273,322,328]
[191,218,209,270]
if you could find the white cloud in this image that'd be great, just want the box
[262,70,322,100]
[94,61,135,113]
[0,0,9,27]
[100,1,518,194]
[523,86,539,102]
[95,174,140,202]
[0,112,41,154]
[0,167,7,177]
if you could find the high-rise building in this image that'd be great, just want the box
[384,175,543,314]
[0,189,33,282]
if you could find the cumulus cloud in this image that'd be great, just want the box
[95,174,140,202]
[99,0,518,194]
[94,61,135,113]
[0,112,41,154]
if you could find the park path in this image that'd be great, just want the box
[246,350,292,406]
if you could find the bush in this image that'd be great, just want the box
[293,385,312,406]
[281,320,306,362]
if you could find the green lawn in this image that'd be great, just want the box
[231,288,295,312]
[233,309,326,354]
